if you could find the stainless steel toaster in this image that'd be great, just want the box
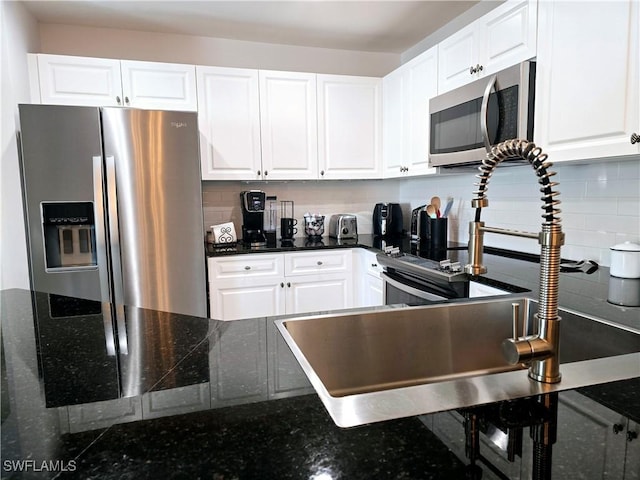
[329,214,358,239]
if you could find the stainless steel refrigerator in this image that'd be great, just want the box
[18,104,206,318]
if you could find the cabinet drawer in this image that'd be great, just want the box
[284,250,352,276]
[208,254,284,281]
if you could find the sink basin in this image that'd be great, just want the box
[281,298,526,397]
[276,297,640,427]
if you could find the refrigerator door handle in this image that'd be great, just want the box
[105,155,130,355]
[93,156,111,302]
[105,155,125,307]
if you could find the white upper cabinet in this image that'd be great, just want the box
[534,0,640,161]
[33,54,123,107]
[383,46,438,178]
[438,0,537,93]
[197,66,262,181]
[120,60,197,111]
[317,75,382,179]
[32,54,197,111]
[259,70,318,180]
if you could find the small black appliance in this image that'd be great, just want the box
[240,190,266,246]
[373,203,403,237]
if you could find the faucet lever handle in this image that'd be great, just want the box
[511,302,521,339]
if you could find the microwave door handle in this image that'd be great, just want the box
[481,75,498,152]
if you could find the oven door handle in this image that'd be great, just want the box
[381,272,448,302]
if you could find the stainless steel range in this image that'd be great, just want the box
[377,248,469,305]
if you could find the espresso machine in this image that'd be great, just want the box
[240,190,267,246]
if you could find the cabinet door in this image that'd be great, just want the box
[382,68,406,178]
[266,319,313,399]
[197,66,262,180]
[66,397,142,433]
[626,420,640,479]
[520,390,627,479]
[210,281,286,321]
[208,254,285,320]
[535,0,640,161]
[141,384,211,420]
[36,54,123,107]
[437,0,536,94]
[383,47,438,178]
[362,274,384,307]
[405,46,439,176]
[259,70,318,180]
[121,60,197,111]
[437,22,481,93]
[209,319,268,406]
[482,0,537,76]
[317,75,382,179]
[285,273,353,315]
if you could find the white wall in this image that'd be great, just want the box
[1,0,39,290]
[38,24,399,76]
[399,158,640,266]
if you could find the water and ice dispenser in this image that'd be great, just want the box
[41,202,97,270]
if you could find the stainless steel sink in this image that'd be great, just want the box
[281,298,527,397]
[275,297,640,427]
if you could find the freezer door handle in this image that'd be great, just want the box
[93,156,111,302]
[105,155,125,307]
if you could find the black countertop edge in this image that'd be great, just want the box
[205,234,467,257]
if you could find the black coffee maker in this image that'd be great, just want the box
[240,190,266,246]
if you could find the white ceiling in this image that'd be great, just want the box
[21,1,483,54]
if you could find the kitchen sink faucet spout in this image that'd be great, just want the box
[464,139,565,384]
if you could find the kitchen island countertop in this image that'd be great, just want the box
[1,244,638,478]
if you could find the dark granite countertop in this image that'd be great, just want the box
[2,239,639,478]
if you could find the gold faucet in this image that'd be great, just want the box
[464,139,565,383]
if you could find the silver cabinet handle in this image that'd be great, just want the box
[124,96,130,105]
[280,282,284,288]
[477,64,484,72]
[320,170,325,176]
[257,170,261,176]
[244,266,251,270]
[264,170,268,176]
[116,96,121,105]
[317,261,323,265]
[287,282,291,288]
[631,132,639,144]
[470,66,476,75]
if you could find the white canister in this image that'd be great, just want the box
[610,241,640,278]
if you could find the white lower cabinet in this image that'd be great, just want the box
[208,250,353,320]
[354,248,384,307]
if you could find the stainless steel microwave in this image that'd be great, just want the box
[429,61,536,167]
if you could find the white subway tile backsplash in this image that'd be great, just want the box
[201,159,639,265]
